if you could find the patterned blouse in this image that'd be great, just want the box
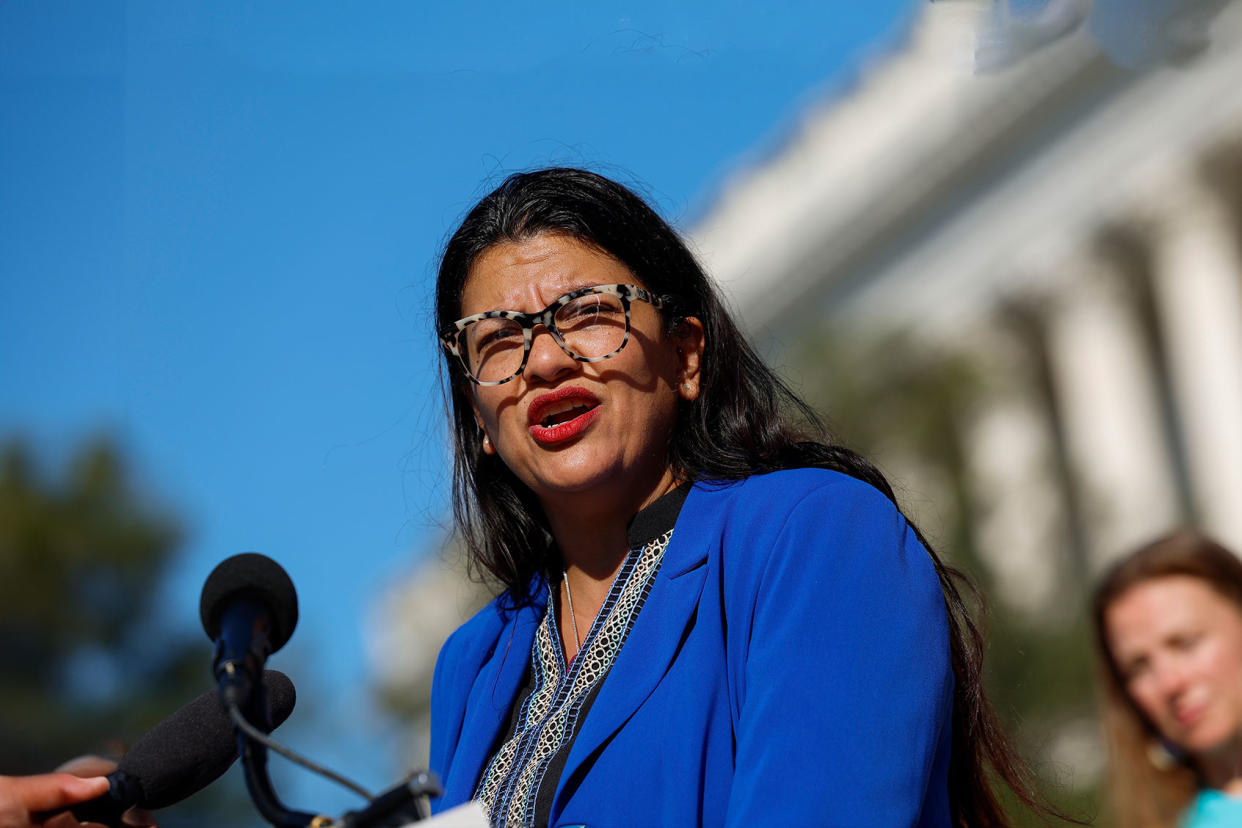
[473,486,688,827]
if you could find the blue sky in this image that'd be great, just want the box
[1,0,915,817]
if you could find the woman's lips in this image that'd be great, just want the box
[529,406,601,444]
[528,387,601,445]
[1174,701,1207,729]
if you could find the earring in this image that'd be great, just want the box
[481,434,494,454]
[1146,738,1185,771]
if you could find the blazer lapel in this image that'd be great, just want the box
[553,521,711,811]
[442,598,543,804]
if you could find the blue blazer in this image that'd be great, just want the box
[429,468,954,827]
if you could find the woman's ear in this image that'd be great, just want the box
[468,394,498,456]
[673,316,705,402]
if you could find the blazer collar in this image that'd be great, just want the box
[440,592,544,805]
[443,480,731,810]
[551,482,720,814]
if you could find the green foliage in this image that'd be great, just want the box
[0,434,254,825]
[786,326,1104,826]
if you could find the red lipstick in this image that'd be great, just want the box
[528,387,601,446]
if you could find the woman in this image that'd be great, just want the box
[429,167,1046,826]
[1094,531,1242,827]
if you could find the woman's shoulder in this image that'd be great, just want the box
[687,467,938,605]
[689,468,950,680]
[435,588,544,677]
[1183,790,1242,827]
[693,467,900,526]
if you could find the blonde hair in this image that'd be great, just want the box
[1091,530,1242,826]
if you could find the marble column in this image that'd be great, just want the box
[1041,252,1180,570]
[1146,167,1242,551]
[963,320,1070,617]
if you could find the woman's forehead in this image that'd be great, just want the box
[460,234,642,315]
[1107,575,1231,644]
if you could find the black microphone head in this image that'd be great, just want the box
[200,552,299,653]
[118,669,297,809]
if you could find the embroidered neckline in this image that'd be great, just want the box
[474,528,674,825]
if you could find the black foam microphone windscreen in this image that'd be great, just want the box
[33,670,297,824]
[121,668,297,808]
[200,552,299,654]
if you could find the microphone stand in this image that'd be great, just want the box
[234,679,321,828]
[337,772,442,827]
[227,676,441,827]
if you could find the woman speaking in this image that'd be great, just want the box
[428,167,1048,826]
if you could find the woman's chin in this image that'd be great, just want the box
[527,459,670,512]
[527,464,621,501]
[1181,722,1241,760]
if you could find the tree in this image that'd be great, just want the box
[786,326,1101,826]
[0,434,252,825]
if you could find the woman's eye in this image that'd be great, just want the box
[1122,659,1150,682]
[485,329,518,344]
[473,326,522,352]
[1170,632,1202,651]
[559,299,622,327]
[562,301,603,321]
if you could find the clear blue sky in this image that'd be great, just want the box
[1,0,915,818]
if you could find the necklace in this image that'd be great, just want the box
[563,572,583,652]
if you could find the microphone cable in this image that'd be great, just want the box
[226,699,375,802]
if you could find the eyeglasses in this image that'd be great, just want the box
[441,283,664,386]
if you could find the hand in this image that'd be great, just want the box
[47,757,157,828]
[0,773,108,828]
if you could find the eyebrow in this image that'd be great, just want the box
[479,282,612,315]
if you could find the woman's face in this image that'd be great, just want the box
[1106,575,1242,759]
[459,233,702,516]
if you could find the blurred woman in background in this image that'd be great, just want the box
[1094,530,1242,827]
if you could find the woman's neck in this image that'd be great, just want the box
[1199,738,1242,794]
[553,514,630,584]
[542,468,681,663]
[542,466,680,579]
[542,495,637,664]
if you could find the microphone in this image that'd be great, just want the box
[199,553,298,710]
[34,670,296,825]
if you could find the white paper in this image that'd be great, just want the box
[397,800,488,827]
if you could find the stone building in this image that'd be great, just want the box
[690,0,1242,611]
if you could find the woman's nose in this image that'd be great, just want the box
[1153,657,1193,699]
[523,325,576,382]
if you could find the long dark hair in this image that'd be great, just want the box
[435,166,1057,826]
[1091,531,1242,827]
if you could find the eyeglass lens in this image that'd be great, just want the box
[462,293,628,383]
